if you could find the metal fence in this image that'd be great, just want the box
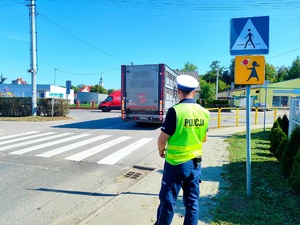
[288,98,300,137]
[207,107,290,128]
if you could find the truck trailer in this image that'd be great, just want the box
[121,64,178,124]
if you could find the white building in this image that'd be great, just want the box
[0,84,74,104]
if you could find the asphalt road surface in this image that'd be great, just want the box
[0,109,161,225]
[0,108,286,225]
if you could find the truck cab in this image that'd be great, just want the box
[98,90,121,112]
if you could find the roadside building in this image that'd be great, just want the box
[75,85,108,104]
[0,81,74,104]
[218,78,300,108]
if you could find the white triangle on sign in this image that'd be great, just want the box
[232,19,268,50]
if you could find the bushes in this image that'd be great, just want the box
[280,126,300,178]
[269,128,287,154]
[0,97,32,116]
[269,116,300,195]
[275,138,288,161]
[288,148,300,195]
[0,97,70,117]
[201,99,230,109]
[37,98,69,116]
[281,114,289,135]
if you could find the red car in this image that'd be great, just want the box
[98,90,121,112]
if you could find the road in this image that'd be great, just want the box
[0,109,161,225]
[0,108,285,225]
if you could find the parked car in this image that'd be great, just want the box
[251,102,269,111]
[98,90,121,112]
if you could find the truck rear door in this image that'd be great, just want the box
[122,64,159,122]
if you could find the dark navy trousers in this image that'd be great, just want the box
[155,160,201,225]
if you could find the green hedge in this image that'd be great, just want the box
[201,99,230,108]
[269,116,300,195]
[0,97,69,117]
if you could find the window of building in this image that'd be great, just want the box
[272,96,289,107]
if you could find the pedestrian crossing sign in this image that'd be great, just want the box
[230,16,269,55]
[235,55,265,85]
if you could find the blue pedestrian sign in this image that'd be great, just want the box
[230,16,269,55]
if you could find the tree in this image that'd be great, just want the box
[0,74,7,84]
[71,85,79,93]
[107,88,116,95]
[182,62,198,72]
[199,77,215,100]
[90,85,107,94]
[276,66,289,82]
[202,61,230,92]
[286,56,300,80]
[265,63,278,83]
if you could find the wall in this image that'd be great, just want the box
[76,92,108,104]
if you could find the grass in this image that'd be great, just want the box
[212,129,300,225]
[70,104,98,108]
[0,116,72,122]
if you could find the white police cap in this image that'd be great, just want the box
[177,75,199,92]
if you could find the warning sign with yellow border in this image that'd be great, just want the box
[235,55,265,85]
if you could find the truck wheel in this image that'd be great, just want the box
[101,107,108,112]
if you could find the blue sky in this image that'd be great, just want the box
[0,0,299,90]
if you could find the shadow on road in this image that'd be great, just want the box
[52,117,161,130]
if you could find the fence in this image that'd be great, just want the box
[207,107,290,128]
[288,98,300,137]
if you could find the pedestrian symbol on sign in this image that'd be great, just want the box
[244,29,255,49]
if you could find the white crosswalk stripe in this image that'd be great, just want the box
[10,133,91,155]
[0,132,64,152]
[66,136,131,161]
[0,132,52,145]
[0,131,40,141]
[0,132,154,165]
[97,138,153,165]
[36,135,111,157]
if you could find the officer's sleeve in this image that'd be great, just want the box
[161,107,176,136]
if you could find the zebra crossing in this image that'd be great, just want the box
[0,131,154,165]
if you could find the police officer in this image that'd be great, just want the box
[154,75,210,225]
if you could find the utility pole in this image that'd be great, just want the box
[216,66,219,99]
[27,0,38,116]
[53,68,58,86]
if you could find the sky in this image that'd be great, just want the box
[0,0,299,90]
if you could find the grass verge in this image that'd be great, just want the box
[0,116,72,122]
[212,129,300,225]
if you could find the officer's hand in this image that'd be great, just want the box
[158,149,165,158]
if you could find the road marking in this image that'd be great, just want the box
[97,138,153,165]
[10,133,91,155]
[0,132,52,145]
[0,131,40,141]
[36,135,111,157]
[0,132,70,152]
[66,136,131,161]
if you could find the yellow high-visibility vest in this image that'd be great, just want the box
[165,103,210,165]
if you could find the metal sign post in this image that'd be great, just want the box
[232,15,269,198]
[246,85,251,197]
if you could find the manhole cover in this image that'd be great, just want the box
[124,171,142,179]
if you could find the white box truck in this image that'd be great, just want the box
[121,64,178,124]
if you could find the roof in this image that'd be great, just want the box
[78,86,91,92]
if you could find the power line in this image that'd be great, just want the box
[56,67,119,76]
[267,48,300,59]
[38,12,131,63]
[0,0,20,8]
